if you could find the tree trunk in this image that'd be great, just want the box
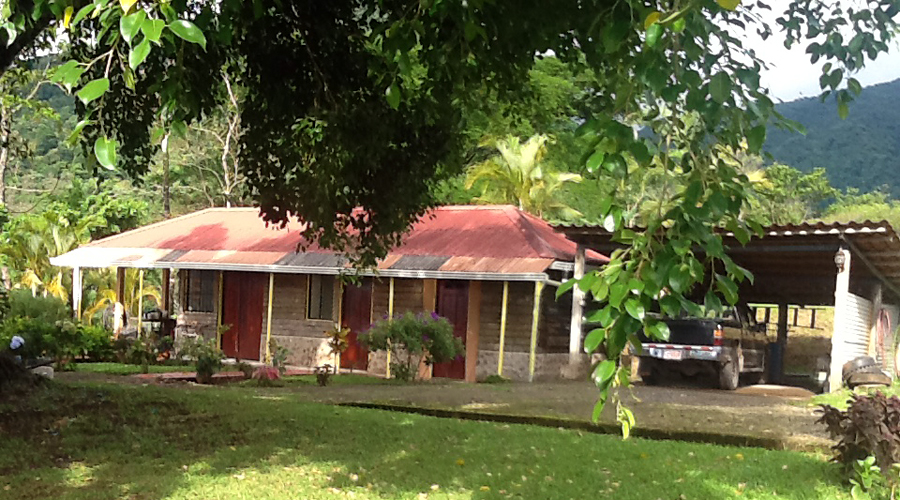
[163,138,171,218]
[0,109,10,207]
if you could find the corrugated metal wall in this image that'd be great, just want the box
[834,293,873,371]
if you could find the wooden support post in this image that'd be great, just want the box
[829,247,852,391]
[386,277,394,378]
[114,267,126,336]
[161,268,171,317]
[419,279,437,381]
[792,307,799,327]
[810,309,817,329]
[529,281,544,382]
[72,267,83,320]
[137,269,144,335]
[265,273,275,364]
[773,302,789,384]
[216,271,224,349]
[569,244,586,364]
[466,280,482,383]
[867,284,884,358]
[498,281,509,376]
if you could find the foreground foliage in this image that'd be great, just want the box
[0,382,853,499]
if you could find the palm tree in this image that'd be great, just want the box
[464,134,582,220]
[0,208,102,299]
[82,268,162,326]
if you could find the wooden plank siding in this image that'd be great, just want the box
[372,278,425,320]
[540,285,572,353]
[478,281,536,353]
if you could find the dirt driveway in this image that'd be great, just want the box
[272,378,829,450]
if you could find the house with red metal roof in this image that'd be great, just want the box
[51,205,606,382]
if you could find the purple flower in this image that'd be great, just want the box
[430,311,440,320]
[9,335,24,350]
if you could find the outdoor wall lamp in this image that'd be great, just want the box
[834,249,847,273]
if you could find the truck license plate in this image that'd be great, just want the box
[662,350,683,361]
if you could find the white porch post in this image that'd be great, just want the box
[72,266,83,320]
[114,267,126,335]
[829,247,852,392]
[569,244,586,363]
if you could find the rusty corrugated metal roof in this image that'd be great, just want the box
[52,205,606,280]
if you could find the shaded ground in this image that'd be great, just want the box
[0,382,851,500]
[58,370,831,450]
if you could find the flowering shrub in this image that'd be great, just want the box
[360,311,463,381]
[0,317,114,368]
[177,337,224,384]
[252,365,281,386]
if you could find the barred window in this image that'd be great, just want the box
[185,271,216,312]
[307,275,334,320]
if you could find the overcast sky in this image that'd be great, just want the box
[746,7,900,103]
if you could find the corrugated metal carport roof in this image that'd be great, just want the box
[52,205,606,281]
[558,220,900,305]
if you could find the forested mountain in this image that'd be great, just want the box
[766,78,900,199]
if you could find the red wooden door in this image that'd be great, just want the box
[432,280,468,379]
[220,272,266,360]
[340,279,372,370]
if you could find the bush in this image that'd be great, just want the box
[269,338,289,377]
[8,290,69,324]
[178,337,224,384]
[819,392,900,471]
[0,317,114,368]
[360,311,464,381]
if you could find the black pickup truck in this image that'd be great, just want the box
[636,304,769,390]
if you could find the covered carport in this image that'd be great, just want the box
[558,221,900,391]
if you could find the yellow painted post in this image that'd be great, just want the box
[265,273,275,364]
[498,281,509,376]
[386,277,395,378]
[529,281,544,382]
[216,271,224,349]
[137,269,144,335]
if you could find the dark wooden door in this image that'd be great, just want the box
[433,280,468,379]
[340,279,372,370]
[221,271,266,360]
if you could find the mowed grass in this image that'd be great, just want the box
[809,382,900,409]
[73,362,192,376]
[0,381,850,500]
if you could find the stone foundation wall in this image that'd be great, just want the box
[175,311,217,342]
[476,350,591,381]
[366,351,388,377]
[271,335,334,368]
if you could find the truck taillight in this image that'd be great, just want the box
[713,325,724,346]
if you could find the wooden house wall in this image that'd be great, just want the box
[372,278,425,319]
[477,281,536,353]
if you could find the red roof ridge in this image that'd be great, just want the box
[85,207,245,248]
[499,206,566,260]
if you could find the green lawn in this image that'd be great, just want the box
[0,381,851,500]
[809,383,900,409]
[73,362,193,376]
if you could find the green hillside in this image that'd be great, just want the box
[765,78,900,199]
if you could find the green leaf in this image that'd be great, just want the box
[847,77,862,96]
[385,82,400,109]
[119,10,146,44]
[168,19,207,49]
[624,298,645,320]
[66,118,93,146]
[645,23,663,47]
[838,101,849,120]
[71,4,94,26]
[584,328,606,353]
[556,278,577,299]
[608,282,628,308]
[592,360,616,389]
[592,388,609,422]
[76,78,110,104]
[129,38,151,69]
[585,150,605,173]
[94,136,118,170]
[715,274,739,305]
[746,124,766,153]
[646,320,670,341]
[141,18,166,43]
[709,72,732,104]
[716,0,740,10]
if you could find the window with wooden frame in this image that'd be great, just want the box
[185,270,217,312]
[307,275,335,320]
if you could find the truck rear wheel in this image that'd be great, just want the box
[639,358,660,385]
[718,358,740,390]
